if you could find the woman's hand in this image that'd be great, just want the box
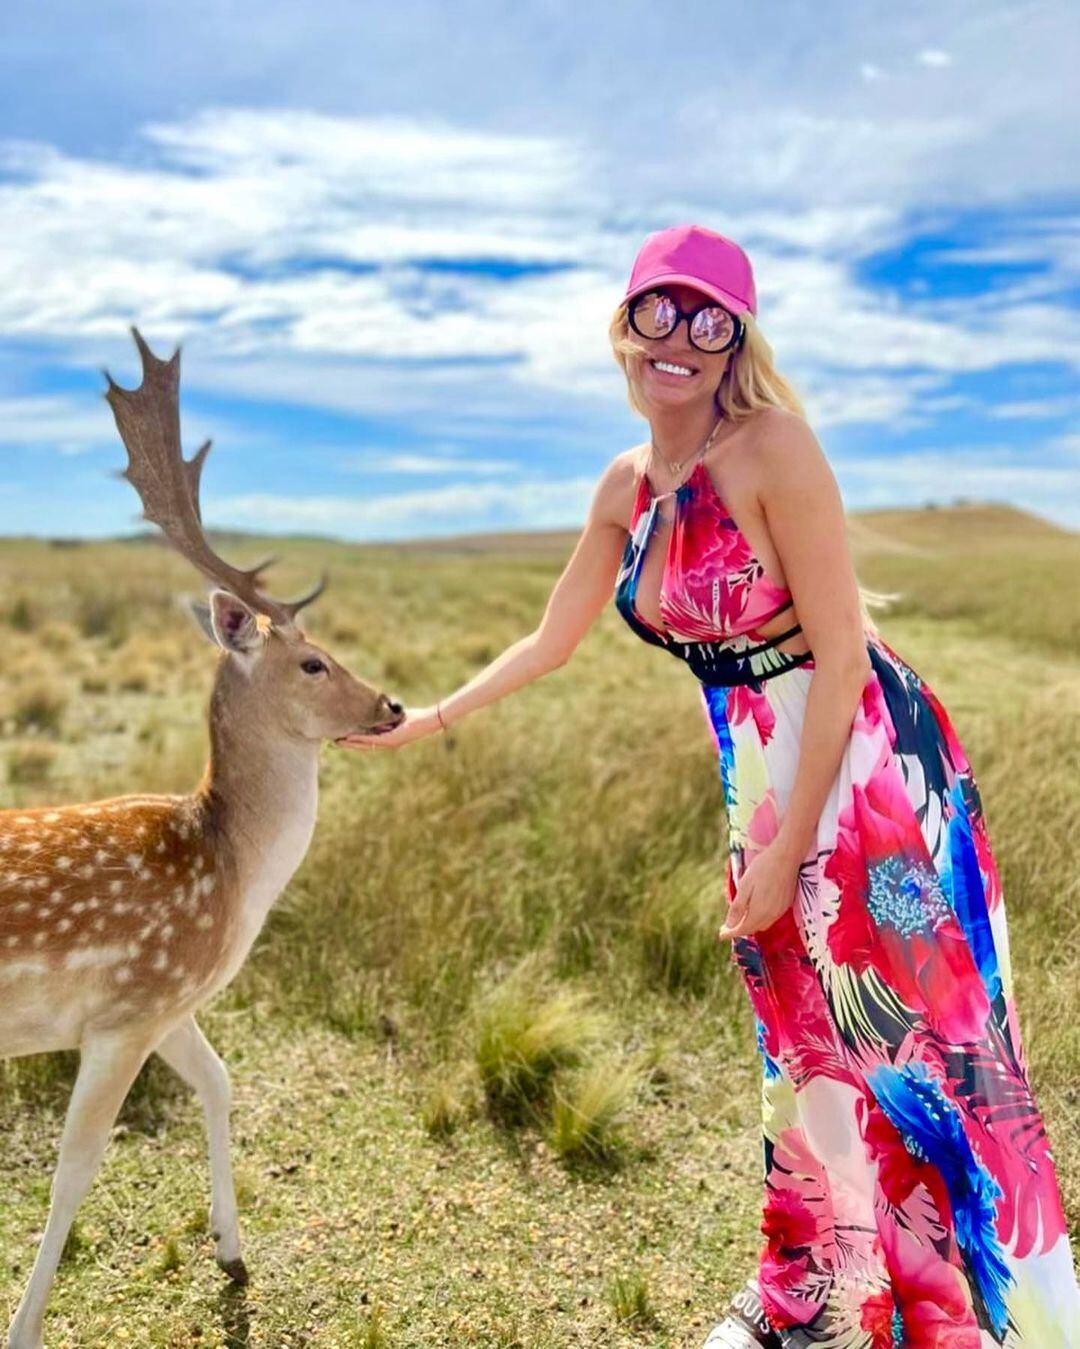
[718,841,802,941]
[335,705,444,752]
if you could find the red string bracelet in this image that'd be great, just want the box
[435,701,448,732]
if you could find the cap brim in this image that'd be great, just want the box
[624,271,750,316]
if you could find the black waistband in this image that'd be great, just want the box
[736,621,805,657]
[669,622,814,686]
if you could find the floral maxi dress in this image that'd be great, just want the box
[613,458,1080,1347]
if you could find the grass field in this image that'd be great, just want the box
[1,502,1077,1347]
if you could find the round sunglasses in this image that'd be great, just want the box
[628,288,744,354]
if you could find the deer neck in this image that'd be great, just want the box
[198,670,320,944]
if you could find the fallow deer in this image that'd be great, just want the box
[2,328,405,1349]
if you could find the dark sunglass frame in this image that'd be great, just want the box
[628,288,745,353]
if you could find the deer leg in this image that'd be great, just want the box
[155,1016,247,1284]
[8,1033,151,1349]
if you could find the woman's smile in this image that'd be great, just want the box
[647,355,700,382]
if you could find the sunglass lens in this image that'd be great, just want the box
[631,291,676,338]
[691,307,735,350]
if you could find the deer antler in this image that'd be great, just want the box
[102,326,326,626]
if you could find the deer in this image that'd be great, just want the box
[2,328,406,1349]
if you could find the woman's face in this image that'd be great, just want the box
[626,282,735,412]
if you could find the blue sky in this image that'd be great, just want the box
[0,0,1077,538]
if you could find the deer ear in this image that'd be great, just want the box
[183,596,218,645]
[208,590,266,656]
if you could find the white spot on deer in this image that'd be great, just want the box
[168,966,186,981]
[56,917,73,933]
[32,932,47,948]
[112,901,130,916]
[19,878,35,892]
[43,812,61,824]
[20,839,41,854]
[195,913,214,931]
[95,849,108,865]
[4,935,18,948]
[71,901,87,915]
[86,897,99,911]
[151,950,169,972]
[56,856,71,871]
[14,901,30,913]
[156,839,166,853]
[64,945,126,971]
[160,923,175,942]
[166,863,176,877]
[78,864,95,880]
[92,917,106,933]
[0,957,47,977]
[14,816,34,826]
[199,874,216,897]
[113,967,133,984]
[109,879,123,896]
[125,854,143,873]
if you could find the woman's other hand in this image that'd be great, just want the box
[335,705,443,752]
[717,841,802,940]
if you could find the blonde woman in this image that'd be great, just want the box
[339,225,1079,1346]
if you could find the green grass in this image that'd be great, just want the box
[0,502,1077,1347]
[609,1269,662,1330]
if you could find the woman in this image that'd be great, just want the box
[339,225,1080,1347]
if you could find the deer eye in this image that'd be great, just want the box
[300,658,327,676]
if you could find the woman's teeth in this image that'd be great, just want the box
[651,359,695,377]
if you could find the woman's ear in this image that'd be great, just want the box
[207,589,267,657]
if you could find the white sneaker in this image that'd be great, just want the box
[702,1279,782,1348]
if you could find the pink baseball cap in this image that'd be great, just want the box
[623,223,757,317]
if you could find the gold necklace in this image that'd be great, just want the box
[649,415,725,488]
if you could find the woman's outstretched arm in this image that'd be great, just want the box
[336,457,631,751]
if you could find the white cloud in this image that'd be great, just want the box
[0,394,114,453]
[834,450,1080,527]
[213,476,598,537]
[342,451,517,475]
[917,49,953,68]
[0,98,1076,486]
[989,397,1079,421]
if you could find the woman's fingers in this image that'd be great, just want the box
[335,730,402,751]
[718,889,751,940]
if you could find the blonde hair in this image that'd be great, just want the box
[608,300,897,638]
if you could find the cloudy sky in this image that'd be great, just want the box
[1,0,1077,538]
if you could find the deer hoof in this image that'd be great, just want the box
[217,1256,249,1285]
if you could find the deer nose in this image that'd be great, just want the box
[382,696,404,717]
